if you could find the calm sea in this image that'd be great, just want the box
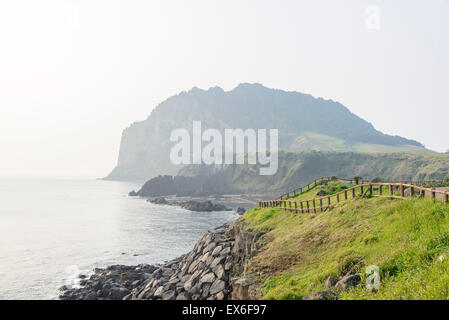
[0,176,239,299]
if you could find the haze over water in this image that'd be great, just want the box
[0,176,239,299]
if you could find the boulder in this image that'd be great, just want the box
[213,264,225,280]
[176,292,189,300]
[199,272,216,285]
[324,275,339,289]
[236,207,246,215]
[84,292,98,300]
[211,246,223,257]
[161,290,176,300]
[153,286,165,298]
[210,256,226,269]
[209,279,225,295]
[149,197,168,205]
[316,190,329,196]
[303,291,337,300]
[109,287,130,300]
[335,275,361,291]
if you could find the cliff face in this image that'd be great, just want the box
[106,83,424,181]
[130,174,236,197]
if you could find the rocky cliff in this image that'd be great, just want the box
[59,221,260,300]
[106,83,424,181]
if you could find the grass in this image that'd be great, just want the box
[240,183,449,300]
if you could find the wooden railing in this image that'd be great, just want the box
[278,177,446,200]
[262,182,449,214]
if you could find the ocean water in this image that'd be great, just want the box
[0,177,239,300]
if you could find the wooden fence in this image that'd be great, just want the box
[278,177,446,200]
[262,182,449,214]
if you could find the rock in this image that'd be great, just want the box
[324,276,339,289]
[109,287,130,300]
[176,200,229,212]
[224,262,232,271]
[199,273,216,284]
[153,286,165,298]
[216,292,225,300]
[189,283,201,295]
[231,277,254,300]
[176,292,189,300]
[236,207,246,215]
[84,292,98,300]
[123,293,133,300]
[162,268,174,278]
[210,256,226,268]
[128,190,138,196]
[213,264,225,280]
[203,243,216,254]
[303,291,337,300]
[316,190,329,196]
[59,222,237,301]
[220,246,231,257]
[211,246,223,257]
[149,197,168,205]
[201,284,212,299]
[209,279,225,295]
[161,290,175,300]
[335,275,361,291]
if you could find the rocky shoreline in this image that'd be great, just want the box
[59,223,243,300]
[59,218,361,300]
[148,197,232,212]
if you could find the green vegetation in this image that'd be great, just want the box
[240,182,449,300]
[181,151,449,194]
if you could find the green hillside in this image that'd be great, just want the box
[180,151,449,193]
[106,83,425,181]
[240,181,449,300]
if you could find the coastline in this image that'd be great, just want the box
[59,222,243,300]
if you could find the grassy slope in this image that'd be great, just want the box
[241,182,449,300]
[180,151,449,193]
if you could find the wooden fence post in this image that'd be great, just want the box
[328,196,331,206]
[289,201,292,212]
[420,188,425,198]
[295,201,298,213]
[352,188,356,198]
[379,184,382,196]
[306,201,310,213]
[410,187,414,197]
[400,184,405,198]
[313,199,316,213]
[389,184,393,200]
[344,190,348,200]
[300,201,304,213]
[445,192,449,204]
[336,193,340,203]
[320,199,323,212]
[360,185,364,195]
[431,188,436,201]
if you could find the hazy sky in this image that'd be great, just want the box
[0,0,448,177]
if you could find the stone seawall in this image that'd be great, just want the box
[59,221,259,300]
